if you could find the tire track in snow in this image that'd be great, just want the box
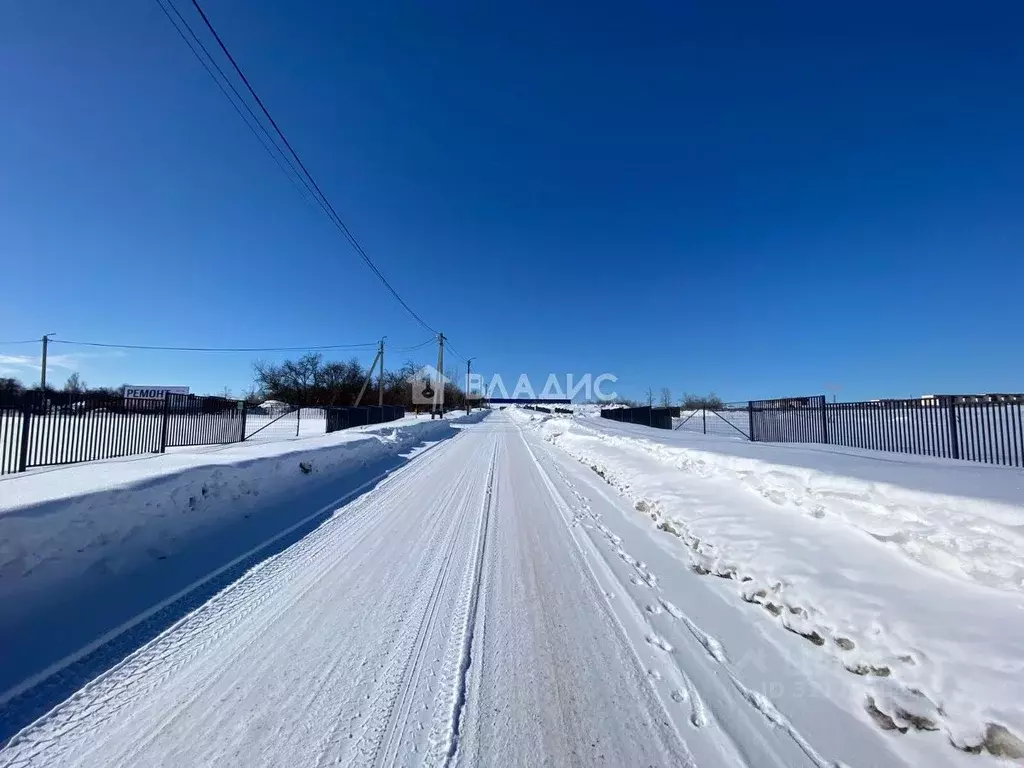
[0,431,474,768]
[526,428,839,767]
[335,445,484,766]
[511,423,700,766]
[366,434,499,767]
[439,436,498,765]
[130,456,467,767]
[111,435,475,768]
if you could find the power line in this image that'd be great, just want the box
[186,0,440,337]
[158,1,474,360]
[391,338,437,353]
[444,340,469,364]
[153,0,321,211]
[155,1,454,351]
[0,339,38,346]
[51,339,379,353]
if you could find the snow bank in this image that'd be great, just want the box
[515,410,1024,761]
[0,413,486,603]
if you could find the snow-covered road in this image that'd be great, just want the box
[1,414,918,766]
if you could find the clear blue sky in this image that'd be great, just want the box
[1,0,1021,402]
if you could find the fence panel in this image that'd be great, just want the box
[600,406,673,430]
[163,394,244,448]
[955,397,1023,466]
[348,407,369,427]
[822,395,1023,467]
[326,407,350,433]
[0,394,167,474]
[0,406,26,474]
[749,396,826,443]
[326,404,405,434]
[827,399,951,458]
[650,407,673,429]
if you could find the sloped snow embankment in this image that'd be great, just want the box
[0,415,483,603]
[521,410,1024,762]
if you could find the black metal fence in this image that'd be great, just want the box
[0,392,409,476]
[825,395,1023,465]
[164,393,246,448]
[749,396,827,443]
[0,392,246,475]
[600,393,1024,468]
[325,405,404,433]
[600,406,674,429]
[523,405,553,414]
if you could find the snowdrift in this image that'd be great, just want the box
[518,409,1024,761]
[0,414,488,604]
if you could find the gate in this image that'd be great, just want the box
[674,402,751,439]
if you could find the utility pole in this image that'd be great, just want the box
[40,333,56,391]
[378,337,386,407]
[433,333,445,418]
[355,339,384,407]
[465,357,476,414]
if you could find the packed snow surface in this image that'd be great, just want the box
[1,410,1022,766]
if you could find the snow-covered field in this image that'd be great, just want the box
[524,409,1024,761]
[2,407,1022,766]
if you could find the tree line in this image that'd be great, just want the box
[2,362,722,412]
[615,387,725,409]
[252,353,472,409]
[0,373,127,406]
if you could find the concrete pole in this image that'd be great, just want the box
[378,338,385,406]
[434,333,445,417]
[40,335,49,390]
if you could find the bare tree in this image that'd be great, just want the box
[252,353,470,409]
[0,377,24,399]
[645,386,654,407]
[220,386,233,400]
[682,392,724,409]
[660,387,672,407]
[64,372,85,393]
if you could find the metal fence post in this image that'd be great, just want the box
[747,401,756,442]
[819,395,829,444]
[946,396,960,460]
[702,408,707,434]
[296,406,301,437]
[238,401,247,443]
[17,400,32,473]
[159,395,171,453]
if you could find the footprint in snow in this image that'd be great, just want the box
[645,633,673,652]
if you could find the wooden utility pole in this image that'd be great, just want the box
[465,357,476,414]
